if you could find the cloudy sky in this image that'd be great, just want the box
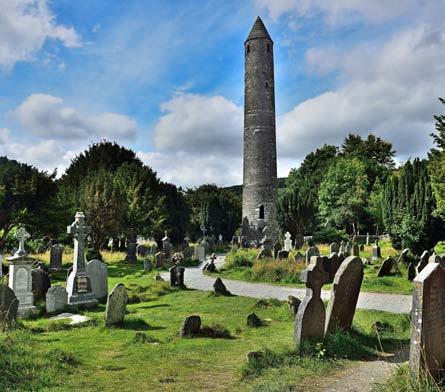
[1,0,444,187]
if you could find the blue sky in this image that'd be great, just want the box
[1,0,444,187]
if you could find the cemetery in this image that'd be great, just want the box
[1,3,445,392]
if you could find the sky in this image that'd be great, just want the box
[0,0,444,188]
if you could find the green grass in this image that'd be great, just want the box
[212,246,414,295]
[0,252,412,391]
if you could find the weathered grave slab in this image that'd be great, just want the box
[46,285,68,314]
[0,284,18,323]
[86,259,108,300]
[105,283,128,326]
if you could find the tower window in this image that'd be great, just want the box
[265,82,269,89]
[267,43,271,52]
[246,45,250,54]
[259,205,265,220]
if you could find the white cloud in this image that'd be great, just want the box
[277,24,445,161]
[0,0,81,69]
[153,94,242,156]
[9,93,137,140]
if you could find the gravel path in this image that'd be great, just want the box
[162,255,412,314]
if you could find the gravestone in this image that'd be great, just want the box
[0,255,2,278]
[328,253,341,282]
[46,285,68,314]
[294,234,304,250]
[104,283,128,326]
[162,232,173,258]
[397,248,410,264]
[359,244,364,251]
[194,245,205,262]
[169,264,185,287]
[214,278,231,296]
[407,262,416,281]
[143,258,152,271]
[305,246,320,265]
[294,251,304,263]
[294,256,329,345]
[49,244,63,271]
[321,256,331,283]
[352,243,360,257]
[416,251,430,274]
[372,244,382,260]
[377,257,394,277]
[287,295,301,316]
[366,232,370,245]
[329,242,339,255]
[277,250,289,260]
[136,244,148,257]
[339,241,345,255]
[125,242,137,263]
[240,236,249,249]
[183,246,192,260]
[325,256,364,334]
[218,234,224,247]
[154,252,165,268]
[31,268,51,300]
[66,212,98,308]
[86,259,108,300]
[284,232,292,251]
[0,284,18,323]
[8,227,36,316]
[180,315,201,337]
[344,242,351,256]
[273,242,282,259]
[203,253,217,272]
[247,313,262,327]
[409,256,445,382]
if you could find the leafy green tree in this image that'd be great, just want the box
[276,188,315,237]
[367,177,384,233]
[318,157,369,233]
[428,98,445,218]
[0,157,58,248]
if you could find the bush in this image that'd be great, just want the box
[224,249,258,269]
[251,260,304,284]
[85,248,103,261]
[312,227,348,244]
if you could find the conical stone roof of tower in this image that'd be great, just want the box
[246,16,272,42]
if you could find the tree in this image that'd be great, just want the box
[0,157,58,248]
[276,188,315,237]
[428,98,445,218]
[318,157,369,233]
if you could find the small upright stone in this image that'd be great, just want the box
[295,256,329,345]
[0,284,19,324]
[287,295,301,316]
[104,283,128,326]
[377,257,394,277]
[136,244,148,257]
[247,312,262,327]
[46,285,67,314]
[409,256,445,382]
[125,242,137,263]
[294,251,304,263]
[180,315,201,337]
[154,252,165,268]
[352,243,360,257]
[49,244,63,271]
[305,246,320,265]
[169,263,185,287]
[325,256,364,334]
[86,259,108,300]
[213,278,231,296]
[416,250,430,274]
[284,232,292,251]
[372,241,382,260]
[407,262,416,281]
[162,232,173,258]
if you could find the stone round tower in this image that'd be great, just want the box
[242,17,279,243]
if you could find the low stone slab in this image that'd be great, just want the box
[180,315,201,337]
[50,312,91,325]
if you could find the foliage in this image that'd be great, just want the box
[311,227,348,244]
[276,187,315,237]
[186,184,241,241]
[382,159,444,253]
[224,248,258,268]
[318,157,369,233]
[428,98,445,219]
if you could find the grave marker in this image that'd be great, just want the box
[86,259,108,300]
[105,283,128,326]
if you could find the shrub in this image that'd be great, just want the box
[312,227,348,244]
[224,249,258,269]
[251,259,305,284]
[85,248,103,261]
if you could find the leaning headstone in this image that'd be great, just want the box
[46,285,68,314]
[325,256,364,334]
[329,242,339,255]
[49,244,63,271]
[0,284,19,324]
[66,212,98,308]
[169,264,185,287]
[397,248,410,264]
[305,246,320,265]
[409,256,445,382]
[408,262,416,281]
[213,278,231,296]
[86,259,108,300]
[8,227,36,316]
[180,315,201,337]
[294,256,329,345]
[287,295,301,316]
[284,232,293,251]
[31,268,51,300]
[203,253,217,272]
[377,257,394,277]
[104,283,128,326]
[416,251,430,274]
[125,242,137,263]
[194,245,205,262]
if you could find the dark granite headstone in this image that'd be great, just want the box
[49,244,63,271]
[136,244,148,257]
[213,278,231,296]
[325,256,364,334]
[409,256,445,382]
[31,268,51,300]
[169,265,185,287]
[408,262,416,281]
[180,315,201,337]
[377,257,394,277]
[125,242,137,263]
[416,250,430,274]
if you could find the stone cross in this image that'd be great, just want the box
[16,227,30,256]
[67,212,91,274]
